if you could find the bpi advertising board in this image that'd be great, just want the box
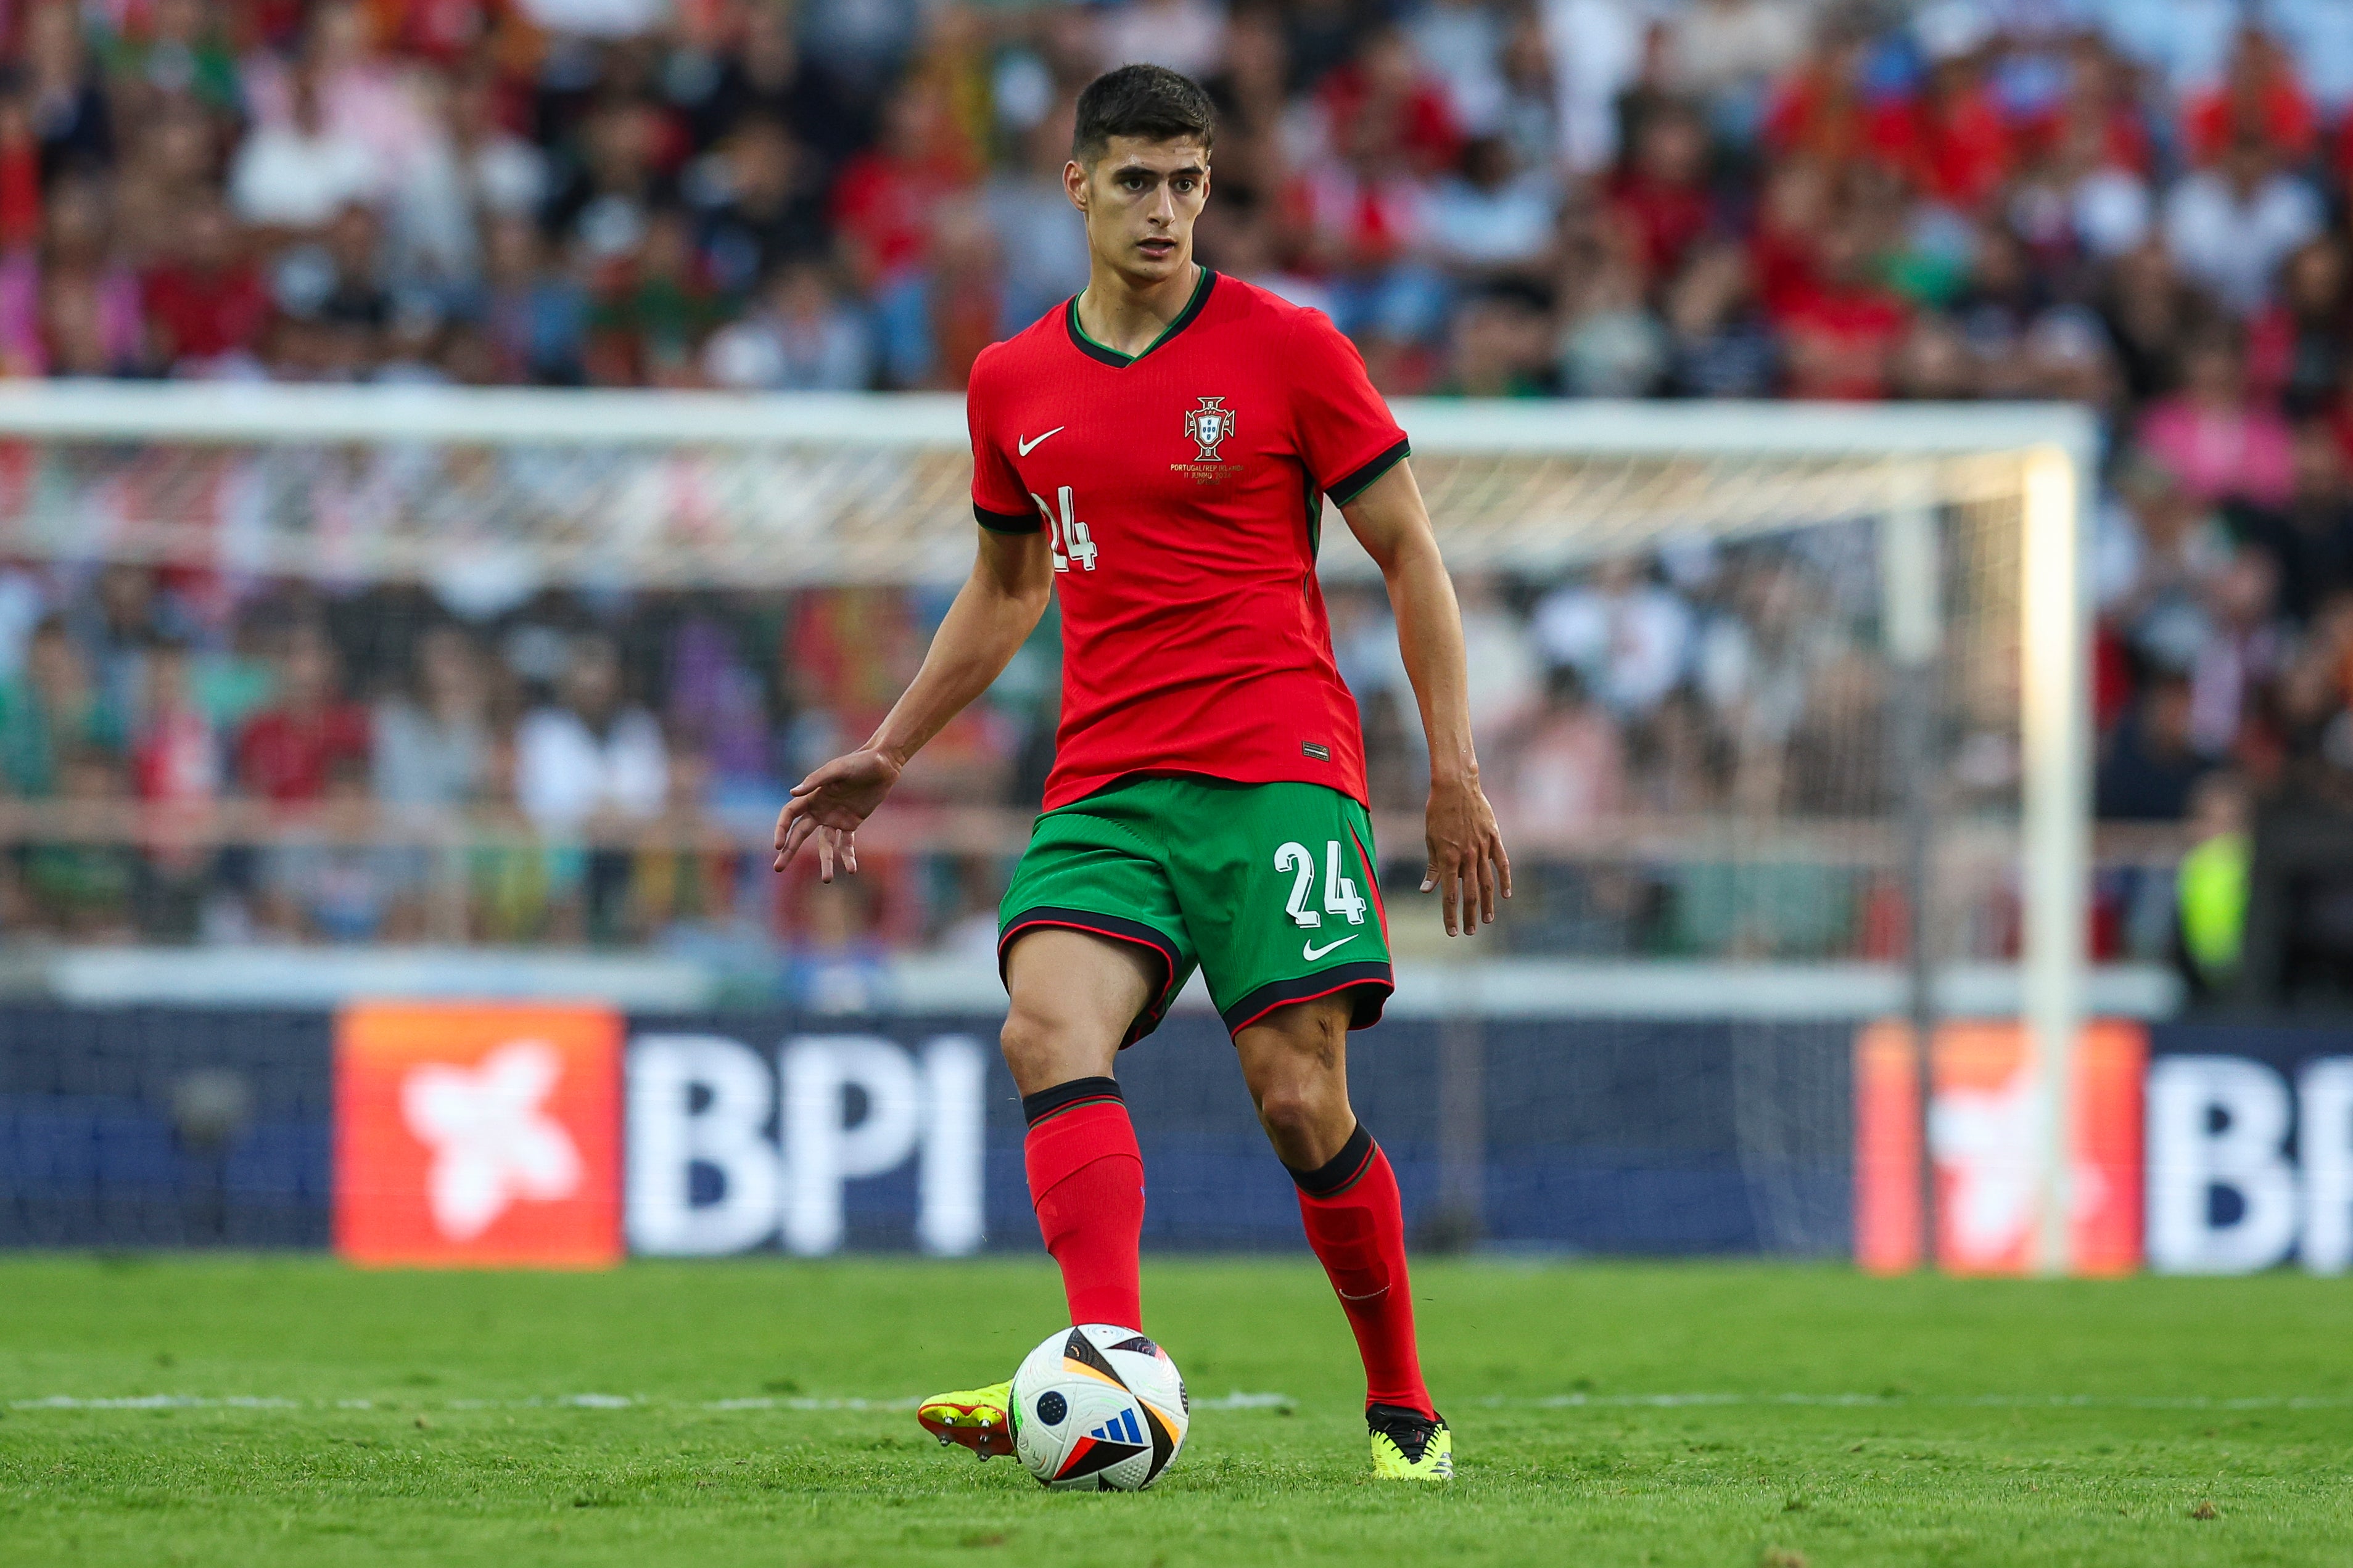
[313,1003,2353,1273]
[1853,1020,2353,1276]
[332,1003,988,1267]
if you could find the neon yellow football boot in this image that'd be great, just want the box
[917,1379,1016,1459]
[1367,1404,1454,1480]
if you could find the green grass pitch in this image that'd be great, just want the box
[2,1255,2349,1567]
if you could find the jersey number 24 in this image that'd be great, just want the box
[1029,486,1098,573]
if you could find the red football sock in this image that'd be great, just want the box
[1291,1124,1434,1419]
[1022,1077,1145,1332]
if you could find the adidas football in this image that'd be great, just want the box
[1009,1324,1189,1491]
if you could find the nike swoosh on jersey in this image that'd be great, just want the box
[1302,934,1359,961]
[1017,427,1065,456]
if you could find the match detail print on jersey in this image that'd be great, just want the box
[966,270,1411,810]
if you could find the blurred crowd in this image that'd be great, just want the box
[15,0,2353,986]
[0,531,1934,980]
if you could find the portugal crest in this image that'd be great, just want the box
[1183,396,1235,460]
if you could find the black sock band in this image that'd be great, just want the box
[1285,1121,1377,1197]
[1022,1075,1123,1128]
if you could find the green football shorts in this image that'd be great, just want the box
[998,774,1395,1045]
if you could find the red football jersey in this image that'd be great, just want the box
[967,269,1407,810]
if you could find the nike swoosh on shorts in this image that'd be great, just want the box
[1018,427,1065,456]
[1302,934,1359,961]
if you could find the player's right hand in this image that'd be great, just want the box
[773,747,903,882]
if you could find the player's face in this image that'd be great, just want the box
[1065,136,1210,286]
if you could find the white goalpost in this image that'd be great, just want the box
[0,383,2097,1271]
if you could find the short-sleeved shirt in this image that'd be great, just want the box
[966,268,1407,810]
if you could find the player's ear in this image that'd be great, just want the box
[1063,159,1088,213]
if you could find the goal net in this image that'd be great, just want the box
[0,384,2090,1265]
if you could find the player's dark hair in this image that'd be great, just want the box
[1071,64,1216,166]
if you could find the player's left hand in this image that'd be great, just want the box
[1420,774,1511,937]
[773,746,903,882]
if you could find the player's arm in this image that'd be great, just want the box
[1340,460,1511,936]
[772,526,1053,881]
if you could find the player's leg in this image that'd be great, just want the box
[918,931,1158,1459]
[1234,1001,1451,1480]
[1001,927,1158,1333]
[920,795,1194,1461]
[1172,776,1445,1477]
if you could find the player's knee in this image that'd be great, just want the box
[999,1003,1058,1082]
[1000,998,1104,1092]
[1254,1080,1340,1159]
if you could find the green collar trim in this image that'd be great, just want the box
[1066,267,1216,367]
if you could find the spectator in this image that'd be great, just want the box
[1427,134,1559,281]
[229,62,383,236]
[0,617,123,798]
[2186,546,2289,757]
[2247,236,2350,419]
[516,633,668,832]
[2137,329,2295,508]
[0,176,144,379]
[23,745,137,937]
[475,214,585,383]
[2237,423,2353,623]
[1535,559,1694,721]
[2098,673,2209,819]
[104,0,244,119]
[372,625,489,810]
[2175,770,2251,993]
[985,112,1091,332]
[2181,29,2317,168]
[1773,215,1910,400]
[236,623,370,805]
[141,199,270,372]
[127,633,218,937]
[694,117,827,299]
[260,757,410,942]
[517,633,668,943]
[1099,0,1230,82]
[22,1,113,183]
[1664,242,1776,396]
[2161,134,2320,318]
[1503,665,1626,833]
[830,81,973,295]
[702,259,874,391]
[1873,10,2013,211]
[1439,282,1554,396]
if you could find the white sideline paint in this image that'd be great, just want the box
[12,1389,2344,1413]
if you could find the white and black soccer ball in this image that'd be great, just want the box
[1009,1324,1189,1491]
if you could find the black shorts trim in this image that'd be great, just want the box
[1221,961,1394,1035]
[1324,438,1411,507]
[976,501,1040,533]
[999,905,1182,1046]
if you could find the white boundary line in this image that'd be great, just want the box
[8,1390,2344,1413]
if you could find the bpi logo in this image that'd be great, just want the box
[2146,1055,2353,1273]
[1184,396,1234,460]
[625,1033,987,1257]
[335,1004,623,1267]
